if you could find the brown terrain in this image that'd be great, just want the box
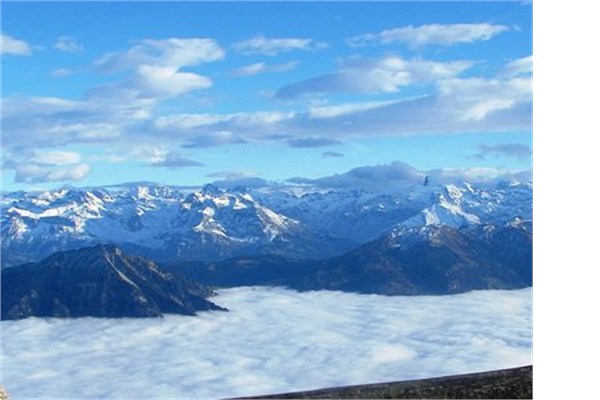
[237,365,532,399]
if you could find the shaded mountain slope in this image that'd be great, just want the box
[172,221,532,295]
[1,245,225,320]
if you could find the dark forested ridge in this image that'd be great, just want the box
[1,245,225,320]
[236,365,533,399]
[173,223,532,296]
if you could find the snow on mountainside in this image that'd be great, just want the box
[402,182,532,229]
[1,180,531,267]
[250,180,531,242]
[250,183,433,243]
[1,184,316,267]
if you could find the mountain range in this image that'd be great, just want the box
[1,180,531,267]
[1,179,532,319]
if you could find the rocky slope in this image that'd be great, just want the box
[1,245,226,320]
[172,218,532,295]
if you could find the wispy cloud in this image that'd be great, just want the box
[233,35,326,56]
[276,56,473,99]
[95,38,224,73]
[289,161,425,190]
[348,23,509,48]
[206,170,259,179]
[154,75,531,146]
[1,287,532,399]
[289,161,531,192]
[150,152,205,169]
[231,61,298,77]
[498,55,532,78]
[473,143,532,160]
[94,38,225,99]
[1,33,32,56]
[54,36,84,53]
[51,68,76,77]
[286,137,342,148]
[322,151,344,158]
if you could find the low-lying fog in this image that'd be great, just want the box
[1,287,532,398]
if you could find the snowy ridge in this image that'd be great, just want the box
[402,182,531,229]
[1,180,531,267]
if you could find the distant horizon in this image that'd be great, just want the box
[0,159,532,195]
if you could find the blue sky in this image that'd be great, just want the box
[1,1,532,190]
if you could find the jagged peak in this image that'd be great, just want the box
[201,183,222,196]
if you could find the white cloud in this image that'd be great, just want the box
[93,38,224,100]
[95,38,224,72]
[233,35,325,56]
[54,36,84,53]
[438,77,532,122]
[2,95,153,151]
[348,23,509,48]
[11,163,90,184]
[129,147,168,164]
[499,55,533,78]
[34,150,82,166]
[150,152,205,169]
[1,287,531,399]
[43,164,91,182]
[51,68,75,77]
[3,150,90,184]
[231,61,298,77]
[1,33,32,56]
[276,56,473,98]
[133,65,213,98]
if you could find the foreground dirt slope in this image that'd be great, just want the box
[238,365,532,399]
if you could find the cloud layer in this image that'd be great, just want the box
[1,23,531,186]
[287,161,531,192]
[1,287,532,399]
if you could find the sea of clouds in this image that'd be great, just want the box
[1,287,532,399]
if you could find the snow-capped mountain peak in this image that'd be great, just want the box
[1,179,531,267]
